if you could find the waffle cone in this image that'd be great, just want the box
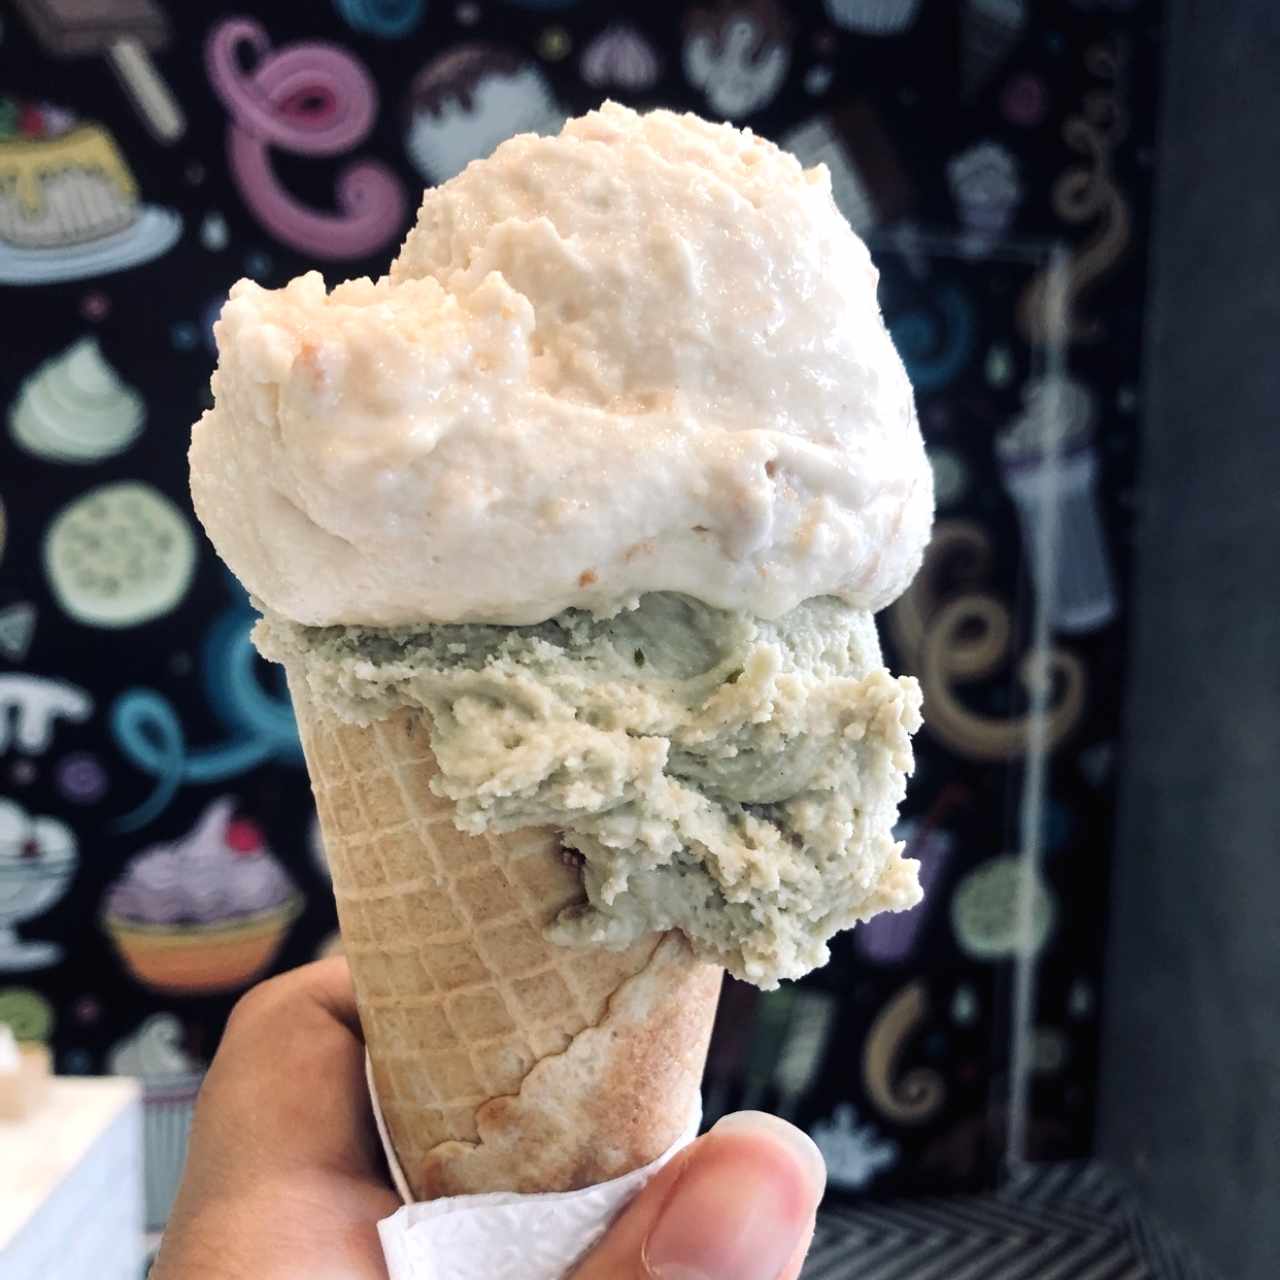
[289,673,723,1199]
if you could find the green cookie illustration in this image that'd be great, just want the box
[45,481,196,628]
[0,987,55,1042]
[950,854,1054,960]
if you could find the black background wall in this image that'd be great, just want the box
[0,0,1165,1230]
[1101,3,1280,1277]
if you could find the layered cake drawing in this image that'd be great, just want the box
[0,99,181,284]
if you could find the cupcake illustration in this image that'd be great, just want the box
[823,0,923,35]
[580,25,662,92]
[405,44,565,185]
[997,376,1118,634]
[0,799,77,972]
[109,1013,204,1230]
[103,797,302,995]
[947,140,1022,255]
[10,336,145,463]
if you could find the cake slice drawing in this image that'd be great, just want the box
[102,797,302,994]
[780,101,915,235]
[0,98,181,285]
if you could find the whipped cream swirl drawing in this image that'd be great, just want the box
[106,797,294,926]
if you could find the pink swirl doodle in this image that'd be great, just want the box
[206,18,407,260]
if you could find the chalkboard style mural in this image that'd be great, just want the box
[0,0,1163,1227]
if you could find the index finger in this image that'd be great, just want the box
[285,954,365,1037]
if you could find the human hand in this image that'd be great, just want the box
[150,957,399,1280]
[571,1108,825,1279]
[152,957,825,1280]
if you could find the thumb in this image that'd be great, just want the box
[572,1111,826,1280]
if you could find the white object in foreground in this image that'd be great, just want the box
[0,1076,143,1280]
[369,1053,699,1280]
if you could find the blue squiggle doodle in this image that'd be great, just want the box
[202,608,300,750]
[888,285,976,394]
[333,0,424,37]
[110,599,301,832]
[110,691,283,831]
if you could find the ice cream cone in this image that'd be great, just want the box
[288,672,723,1199]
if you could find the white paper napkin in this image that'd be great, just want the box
[366,1054,699,1280]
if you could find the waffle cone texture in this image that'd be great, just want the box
[289,673,723,1199]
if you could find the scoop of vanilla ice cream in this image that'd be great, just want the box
[190,102,932,626]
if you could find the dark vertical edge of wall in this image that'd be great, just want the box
[1099,3,1280,1278]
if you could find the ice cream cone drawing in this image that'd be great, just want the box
[0,101,182,284]
[998,376,1118,633]
[108,1013,205,1230]
[961,0,1027,100]
[103,797,301,995]
[9,337,145,464]
[405,44,565,185]
[0,800,77,972]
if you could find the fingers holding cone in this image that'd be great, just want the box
[572,1111,826,1280]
